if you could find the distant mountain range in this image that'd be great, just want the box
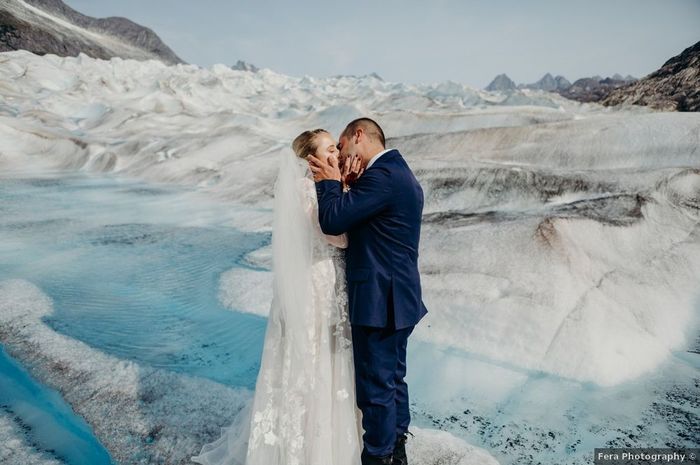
[521,73,573,92]
[488,73,574,92]
[230,60,386,82]
[2,0,697,112]
[0,0,184,64]
[485,40,699,112]
[557,74,639,103]
[485,72,638,102]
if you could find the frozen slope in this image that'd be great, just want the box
[1,50,698,387]
[0,50,698,464]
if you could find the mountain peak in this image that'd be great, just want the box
[0,0,184,64]
[485,73,516,92]
[516,73,571,91]
[231,60,259,72]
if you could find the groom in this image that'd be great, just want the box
[308,118,428,465]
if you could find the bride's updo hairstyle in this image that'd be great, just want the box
[292,128,328,159]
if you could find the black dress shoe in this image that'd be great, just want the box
[392,432,412,465]
[361,449,393,465]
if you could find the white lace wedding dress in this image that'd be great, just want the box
[192,155,363,465]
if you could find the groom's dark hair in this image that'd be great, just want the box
[342,118,386,148]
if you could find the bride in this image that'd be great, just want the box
[191,129,365,465]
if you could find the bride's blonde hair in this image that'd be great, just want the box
[292,129,328,159]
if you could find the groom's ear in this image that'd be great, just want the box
[353,128,363,144]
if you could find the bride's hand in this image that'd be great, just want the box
[341,154,365,190]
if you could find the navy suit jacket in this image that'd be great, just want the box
[315,149,428,329]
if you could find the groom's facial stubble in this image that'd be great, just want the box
[337,133,367,168]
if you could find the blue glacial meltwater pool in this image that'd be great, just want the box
[0,170,270,463]
[0,345,113,465]
[0,170,269,387]
[0,169,697,465]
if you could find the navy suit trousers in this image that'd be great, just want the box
[351,323,415,457]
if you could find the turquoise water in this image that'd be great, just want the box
[0,171,269,388]
[0,345,113,465]
[0,170,697,465]
[0,170,270,463]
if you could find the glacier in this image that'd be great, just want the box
[0,49,698,464]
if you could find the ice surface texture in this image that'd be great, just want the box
[0,50,698,464]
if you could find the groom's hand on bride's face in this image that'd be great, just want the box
[341,154,365,188]
[308,154,342,182]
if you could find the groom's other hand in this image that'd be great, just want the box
[341,153,365,189]
[308,154,342,182]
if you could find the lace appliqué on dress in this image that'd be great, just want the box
[243,175,361,465]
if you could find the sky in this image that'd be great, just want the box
[63,0,700,89]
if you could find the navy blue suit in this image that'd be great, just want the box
[315,148,427,458]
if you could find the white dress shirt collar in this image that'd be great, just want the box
[366,148,393,169]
